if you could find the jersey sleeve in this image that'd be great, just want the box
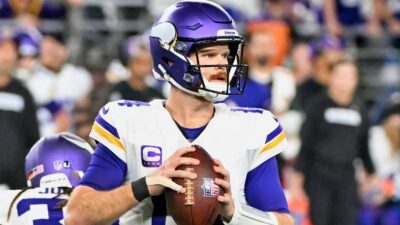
[89,102,127,163]
[245,157,289,213]
[79,144,127,190]
[249,111,288,171]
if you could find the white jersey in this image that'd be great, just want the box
[26,64,93,136]
[90,99,288,225]
[0,187,68,225]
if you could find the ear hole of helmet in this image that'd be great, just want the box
[162,57,175,66]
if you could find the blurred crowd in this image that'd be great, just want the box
[0,0,399,225]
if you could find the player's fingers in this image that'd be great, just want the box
[217,194,231,203]
[169,169,197,179]
[214,177,231,194]
[213,165,230,182]
[172,157,200,168]
[172,146,195,159]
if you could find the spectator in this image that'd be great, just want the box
[370,86,400,125]
[289,41,313,86]
[109,34,164,102]
[291,35,346,113]
[14,27,42,82]
[359,91,400,225]
[292,59,376,225]
[0,0,66,19]
[375,0,400,48]
[225,29,295,116]
[323,0,381,40]
[0,27,40,189]
[26,34,93,136]
[290,0,323,39]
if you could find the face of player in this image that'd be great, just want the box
[329,62,358,98]
[0,40,17,76]
[188,44,229,83]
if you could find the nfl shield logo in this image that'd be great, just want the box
[54,161,63,171]
[201,178,220,197]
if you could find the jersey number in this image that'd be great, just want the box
[17,198,63,225]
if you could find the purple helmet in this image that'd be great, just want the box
[25,133,93,188]
[149,0,248,101]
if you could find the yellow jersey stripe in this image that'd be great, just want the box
[260,131,286,154]
[92,122,125,151]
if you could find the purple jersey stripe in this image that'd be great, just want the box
[265,124,283,143]
[95,115,120,139]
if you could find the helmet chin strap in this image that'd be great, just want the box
[198,79,229,102]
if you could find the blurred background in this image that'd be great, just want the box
[0,0,399,224]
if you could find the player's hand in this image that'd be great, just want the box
[147,146,199,196]
[213,159,234,222]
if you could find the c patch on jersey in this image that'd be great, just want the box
[141,145,162,167]
[201,178,219,197]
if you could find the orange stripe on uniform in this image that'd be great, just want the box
[260,132,286,154]
[92,122,125,151]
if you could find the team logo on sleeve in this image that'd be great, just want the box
[141,145,162,167]
[201,178,220,197]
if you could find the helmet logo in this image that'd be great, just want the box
[53,160,71,171]
[150,22,177,49]
[54,161,63,171]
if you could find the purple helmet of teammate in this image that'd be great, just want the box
[25,133,93,188]
[149,0,248,102]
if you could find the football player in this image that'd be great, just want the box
[66,1,293,225]
[0,133,93,225]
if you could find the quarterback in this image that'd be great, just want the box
[66,1,293,225]
[0,133,93,225]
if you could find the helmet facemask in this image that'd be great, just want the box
[185,37,248,101]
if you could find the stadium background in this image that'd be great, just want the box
[0,0,400,225]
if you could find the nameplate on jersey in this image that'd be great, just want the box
[324,108,361,126]
[141,145,162,167]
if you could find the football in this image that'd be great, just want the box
[165,145,223,225]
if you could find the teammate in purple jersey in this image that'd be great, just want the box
[0,133,94,225]
[66,1,293,225]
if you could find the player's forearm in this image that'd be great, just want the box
[65,184,138,225]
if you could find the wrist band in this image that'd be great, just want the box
[131,177,150,202]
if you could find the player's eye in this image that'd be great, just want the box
[202,53,216,58]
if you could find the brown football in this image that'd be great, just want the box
[165,145,223,225]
